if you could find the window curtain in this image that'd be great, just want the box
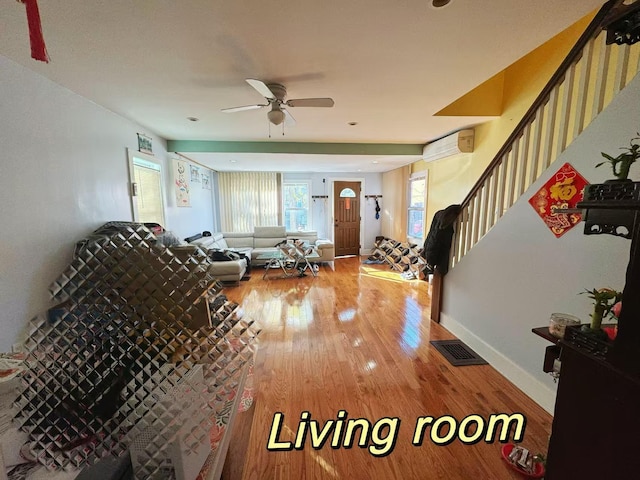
[218,172,281,232]
[381,165,410,239]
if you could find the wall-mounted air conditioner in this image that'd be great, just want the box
[422,128,474,162]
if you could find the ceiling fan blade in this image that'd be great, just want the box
[221,104,267,113]
[286,98,334,108]
[246,78,276,100]
[283,109,296,126]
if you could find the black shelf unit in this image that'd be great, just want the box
[544,181,640,479]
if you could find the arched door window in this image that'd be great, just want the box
[340,188,356,209]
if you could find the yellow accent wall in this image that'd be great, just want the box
[435,72,505,117]
[413,11,596,229]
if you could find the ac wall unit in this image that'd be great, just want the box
[422,128,474,162]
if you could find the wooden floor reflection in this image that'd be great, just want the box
[222,256,551,480]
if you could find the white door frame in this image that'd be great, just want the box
[328,177,366,255]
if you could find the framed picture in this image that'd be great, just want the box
[202,172,211,190]
[190,165,200,183]
[137,133,153,155]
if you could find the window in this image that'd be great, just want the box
[339,187,356,210]
[218,172,280,232]
[339,188,356,197]
[407,173,427,240]
[283,181,311,231]
[127,149,166,227]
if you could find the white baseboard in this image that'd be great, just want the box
[439,313,557,414]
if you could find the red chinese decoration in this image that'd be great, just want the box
[18,0,49,63]
[528,162,588,238]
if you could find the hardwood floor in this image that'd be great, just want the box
[222,256,552,479]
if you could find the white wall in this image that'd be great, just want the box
[284,172,383,252]
[0,55,213,351]
[165,159,215,240]
[440,74,640,413]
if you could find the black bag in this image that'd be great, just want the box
[208,249,251,272]
[208,249,240,262]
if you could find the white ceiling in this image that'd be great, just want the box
[1,0,603,172]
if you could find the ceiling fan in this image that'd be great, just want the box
[221,79,334,126]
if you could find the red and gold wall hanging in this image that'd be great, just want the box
[528,162,588,238]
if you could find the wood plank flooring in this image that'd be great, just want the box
[222,257,552,480]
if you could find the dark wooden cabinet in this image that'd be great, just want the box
[541,185,640,478]
[545,342,640,479]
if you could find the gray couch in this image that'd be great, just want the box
[173,243,248,284]
[187,226,335,282]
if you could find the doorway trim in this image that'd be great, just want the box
[328,176,366,256]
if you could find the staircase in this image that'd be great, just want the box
[449,0,640,271]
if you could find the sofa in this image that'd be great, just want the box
[186,226,335,282]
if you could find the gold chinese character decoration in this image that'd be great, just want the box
[528,162,588,238]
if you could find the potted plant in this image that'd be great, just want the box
[581,288,623,339]
[596,133,640,181]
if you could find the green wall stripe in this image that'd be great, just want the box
[167,140,423,156]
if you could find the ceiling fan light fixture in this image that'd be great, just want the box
[223,78,334,132]
[268,108,285,126]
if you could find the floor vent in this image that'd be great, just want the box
[429,340,488,366]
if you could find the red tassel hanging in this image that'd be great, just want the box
[19,0,49,63]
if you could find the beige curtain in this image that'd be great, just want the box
[133,163,165,226]
[381,165,410,240]
[218,172,280,232]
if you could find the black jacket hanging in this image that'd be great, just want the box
[422,204,461,275]
[375,199,381,219]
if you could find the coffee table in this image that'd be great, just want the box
[257,248,320,279]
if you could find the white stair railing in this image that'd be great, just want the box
[450,1,640,270]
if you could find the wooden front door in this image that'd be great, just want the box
[334,181,361,256]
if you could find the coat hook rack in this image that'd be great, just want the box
[312,195,329,199]
[365,195,383,199]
